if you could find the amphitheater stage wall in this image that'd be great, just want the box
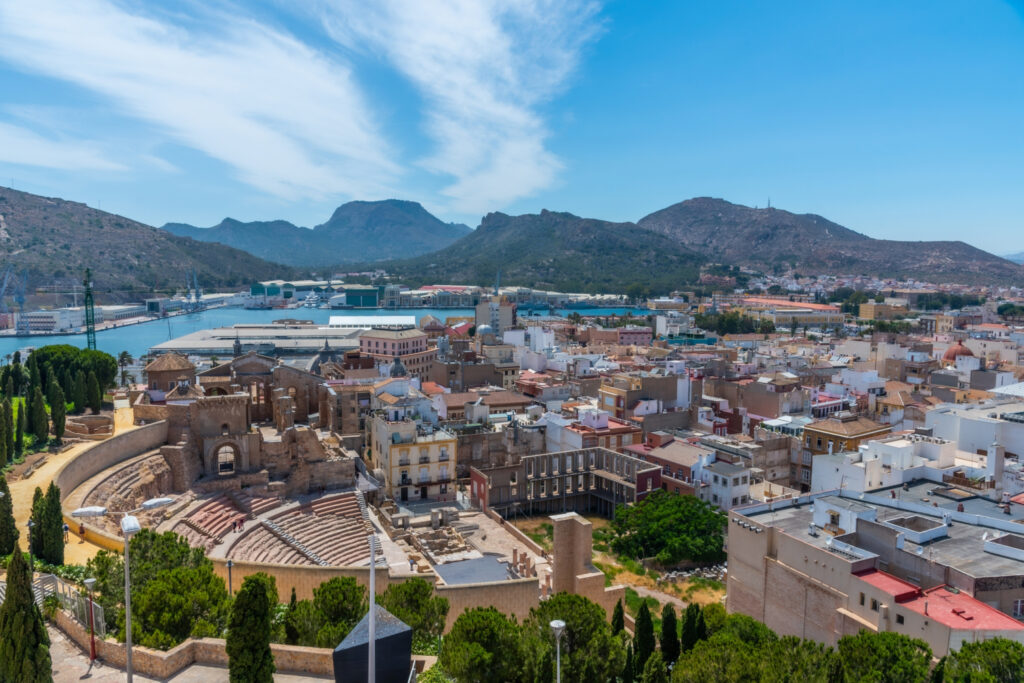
[436,576,540,630]
[55,421,169,551]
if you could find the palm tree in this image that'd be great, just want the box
[117,351,133,387]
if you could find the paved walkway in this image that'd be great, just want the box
[8,439,107,565]
[629,583,688,610]
[50,626,332,682]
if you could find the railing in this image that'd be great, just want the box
[0,573,107,638]
[418,456,431,464]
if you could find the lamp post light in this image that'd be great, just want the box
[226,559,234,594]
[550,619,566,683]
[84,577,97,663]
[368,533,377,683]
[72,496,174,683]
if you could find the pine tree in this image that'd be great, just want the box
[0,476,18,556]
[611,598,625,635]
[41,482,63,566]
[72,371,86,415]
[86,371,102,415]
[50,385,66,444]
[640,651,669,683]
[634,600,655,672]
[2,399,11,465]
[32,386,48,444]
[0,547,52,681]
[227,573,276,683]
[16,402,26,456]
[660,604,680,666]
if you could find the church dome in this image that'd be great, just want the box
[943,341,974,362]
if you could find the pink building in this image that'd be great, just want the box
[618,325,653,346]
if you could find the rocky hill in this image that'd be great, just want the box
[382,210,703,293]
[637,197,1023,285]
[0,186,292,296]
[163,199,471,267]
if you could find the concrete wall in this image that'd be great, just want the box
[210,557,397,601]
[484,508,546,556]
[55,421,170,551]
[436,577,540,629]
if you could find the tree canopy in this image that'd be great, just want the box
[933,637,1024,683]
[836,630,931,683]
[520,592,626,683]
[378,577,449,649]
[611,490,727,565]
[227,573,277,683]
[439,607,524,683]
[0,547,52,682]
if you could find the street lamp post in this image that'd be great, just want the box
[226,559,234,594]
[84,577,97,663]
[72,497,175,683]
[550,619,566,683]
[368,533,377,683]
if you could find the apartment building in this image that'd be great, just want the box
[358,326,437,380]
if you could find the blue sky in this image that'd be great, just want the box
[0,1,1022,254]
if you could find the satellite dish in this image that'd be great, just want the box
[916,546,924,556]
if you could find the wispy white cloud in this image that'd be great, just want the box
[0,0,398,200]
[317,0,603,213]
[0,121,125,171]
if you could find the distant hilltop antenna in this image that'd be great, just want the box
[84,268,96,350]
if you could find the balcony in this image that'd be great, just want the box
[398,458,410,467]
[439,452,450,462]
[418,455,431,464]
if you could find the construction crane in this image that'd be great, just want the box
[84,268,96,350]
[14,270,28,336]
[0,265,13,315]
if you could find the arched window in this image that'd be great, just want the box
[221,423,230,436]
[217,444,237,475]
[287,386,297,399]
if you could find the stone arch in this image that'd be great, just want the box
[216,442,239,475]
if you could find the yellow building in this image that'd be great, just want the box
[370,416,457,503]
[858,302,909,321]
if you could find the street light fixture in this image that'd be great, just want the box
[550,619,566,683]
[71,496,174,683]
[84,577,97,663]
[368,533,378,683]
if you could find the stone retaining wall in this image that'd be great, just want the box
[484,508,547,557]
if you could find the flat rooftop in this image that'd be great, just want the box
[434,556,513,585]
[742,485,1024,579]
[150,324,362,356]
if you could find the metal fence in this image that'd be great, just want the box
[0,573,106,639]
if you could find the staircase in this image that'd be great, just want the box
[261,519,329,567]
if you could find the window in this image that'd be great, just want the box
[859,593,865,606]
[870,599,879,612]
[216,444,237,475]
[1013,599,1024,619]
[896,615,904,625]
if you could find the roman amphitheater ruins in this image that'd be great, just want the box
[60,351,622,627]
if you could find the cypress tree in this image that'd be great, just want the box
[86,371,102,415]
[681,603,701,652]
[0,476,18,556]
[0,403,7,467]
[16,401,26,456]
[24,387,35,438]
[29,486,45,559]
[611,598,625,635]
[660,604,680,666]
[32,386,49,444]
[10,354,22,396]
[2,369,10,400]
[50,385,66,445]
[27,355,39,396]
[694,605,707,643]
[72,371,86,415]
[5,398,15,460]
[0,547,52,681]
[634,600,655,672]
[622,642,635,683]
[284,587,300,645]
[40,482,63,566]
[227,573,276,683]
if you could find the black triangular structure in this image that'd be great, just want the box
[332,604,413,683]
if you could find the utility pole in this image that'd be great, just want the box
[84,269,96,350]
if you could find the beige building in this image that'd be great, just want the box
[370,416,457,503]
[728,492,1024,657]
[358,326,437,380]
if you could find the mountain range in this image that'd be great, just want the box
[1004,251,1024,264]
[162,200,471,267]
[0,186,291,296]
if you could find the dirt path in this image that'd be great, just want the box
[630,584,688,610]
